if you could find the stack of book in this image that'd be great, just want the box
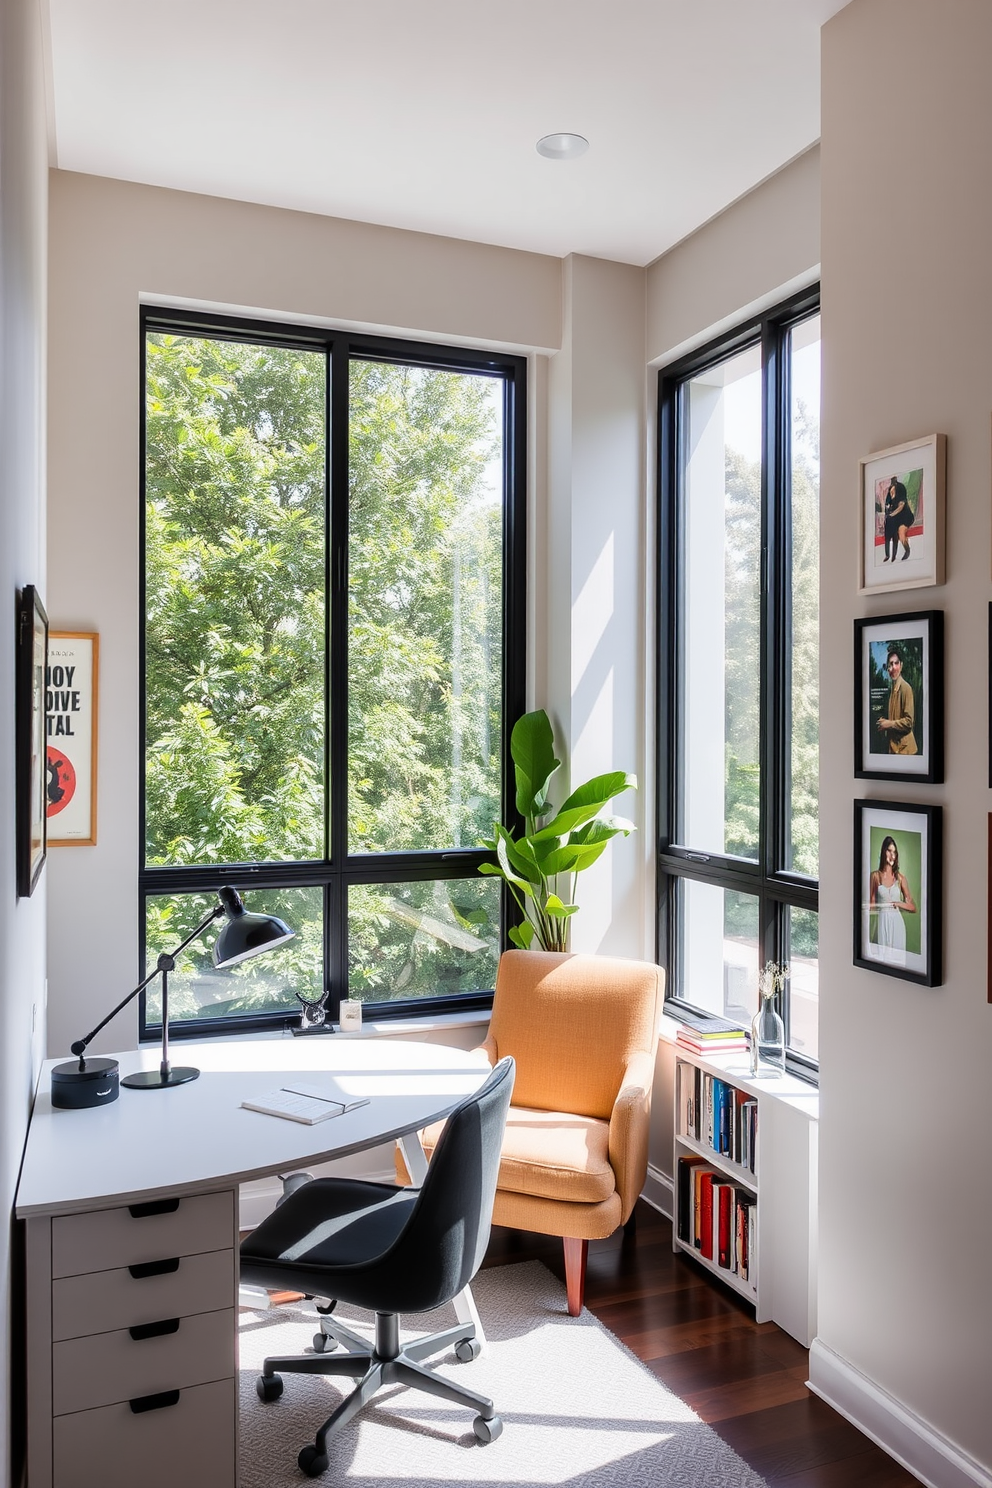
[677,1155,757,1287]
[675,1012,748,1056]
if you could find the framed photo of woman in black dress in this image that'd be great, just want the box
[859,434,945,594]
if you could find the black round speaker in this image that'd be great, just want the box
[51,1057,120,1109]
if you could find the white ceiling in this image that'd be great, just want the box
[47,0,847,267]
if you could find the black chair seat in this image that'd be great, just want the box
[240,1057,514,1478]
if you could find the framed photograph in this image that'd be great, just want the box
[16,585,48,897]
[854,799,941,986]
[46,631,99,846]
[859,433,946,594]
[854,611,943,782]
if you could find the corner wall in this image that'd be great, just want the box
[0,0,49,1481]
[545,254,649,958]
[814,3,992,1483]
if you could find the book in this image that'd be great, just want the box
[677,1155,706,1243]
[698,1171,716,1260]
[676,1034,747,1054]
[241,1082,371,1125]
[676,1013,747,1037]
[717,1182,733,1268]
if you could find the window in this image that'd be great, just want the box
[657,289,820,1070]
[140,309,525,1039]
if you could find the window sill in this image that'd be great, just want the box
[180,1005,492,1049]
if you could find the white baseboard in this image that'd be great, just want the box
[808,1338,992,1488]
[641,1162,674,1219]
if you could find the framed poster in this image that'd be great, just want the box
[16,585,48,897]
[858,434,945,594]
[854,799,941,986]
[854,611,943,783]
[46,631,98,846]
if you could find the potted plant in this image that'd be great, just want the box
[479,709,635,951]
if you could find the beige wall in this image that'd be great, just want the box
[647,145,820,367]
[0,1,49,1481]
[815,2,992,1479]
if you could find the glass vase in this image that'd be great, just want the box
[750,991,785,1076]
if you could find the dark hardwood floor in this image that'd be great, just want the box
[482,1200,922,1487]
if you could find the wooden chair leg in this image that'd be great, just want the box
[562,1237,588,1316]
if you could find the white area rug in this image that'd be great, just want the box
[239,1260,767,1486]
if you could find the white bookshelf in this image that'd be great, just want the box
[672,1044,819,1348]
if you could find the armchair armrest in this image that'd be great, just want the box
[608,1048,656,1223]
[472,1034,498,1068]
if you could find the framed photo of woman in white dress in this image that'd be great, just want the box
[854,800,941,986]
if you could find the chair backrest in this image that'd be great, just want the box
[383,1056,514,1313]
[487,951,662,1120]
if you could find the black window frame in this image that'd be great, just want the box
[138,305,527,1042]
[656,284,820,1078]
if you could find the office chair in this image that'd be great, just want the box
[240,1056,515,1478]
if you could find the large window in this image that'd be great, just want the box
[140,309,525,1039]
[658,290,820,1070]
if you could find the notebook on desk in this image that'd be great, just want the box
[241,1082,371,1125]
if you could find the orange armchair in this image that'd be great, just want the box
[401,949,663,1314]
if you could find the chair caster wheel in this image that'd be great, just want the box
[312,1331,337,1353]
[455,1337,481,1362]
[256,1373,283,1403]
[473,1413,502,1444]
[298,1444,329,1476]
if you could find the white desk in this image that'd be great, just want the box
[17,1038,490,1488]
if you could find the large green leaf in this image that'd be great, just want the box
[508,919,536,949]
[510,709,560,819]
[537,839,609,876]
[495,829,536,897]
[543,894,579,920]
[530,772,636,841]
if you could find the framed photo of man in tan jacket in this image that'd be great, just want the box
[854,612,943,783]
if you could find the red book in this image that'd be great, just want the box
[717,1183,732,1268]
[698,1172,715,1260]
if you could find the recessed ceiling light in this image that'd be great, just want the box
[536,133,589,161]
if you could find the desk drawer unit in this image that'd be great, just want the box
[26,1188,239,1488]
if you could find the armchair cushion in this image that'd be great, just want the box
[493,1106,614,1205]
[395,1106,614,1206]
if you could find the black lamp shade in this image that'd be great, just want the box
[212,889,294,969]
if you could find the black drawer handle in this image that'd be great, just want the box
[128,1198,180,1219]
[128,1257,180,1279]
[129,1389,180,1414]
[129,1317,180,1341]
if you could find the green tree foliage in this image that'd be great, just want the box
[722,402,819,951]
[144,335,503,1019]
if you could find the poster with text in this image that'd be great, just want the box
[46,632,98,845]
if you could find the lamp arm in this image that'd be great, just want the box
[69,905,224,1061]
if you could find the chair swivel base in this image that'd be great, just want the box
[256,1309,503,1477]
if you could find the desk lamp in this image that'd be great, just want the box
[51,886,294,1109]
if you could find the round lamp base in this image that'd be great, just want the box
[121,1066,200,1091]
[51,1057,120,1109]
